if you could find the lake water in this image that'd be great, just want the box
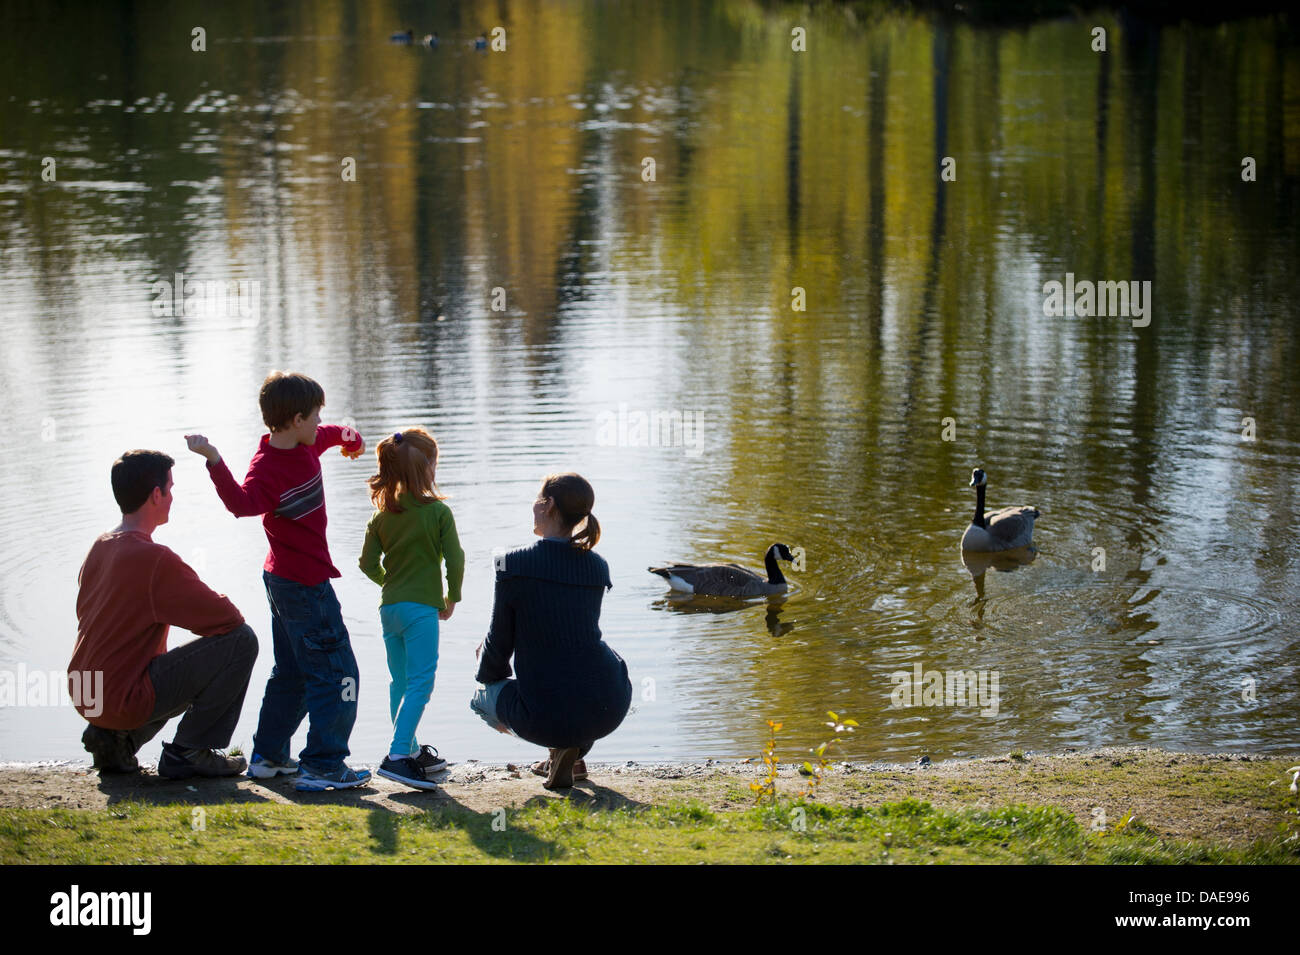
[1,1,1297,768]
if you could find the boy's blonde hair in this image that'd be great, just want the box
[368,427,445,513]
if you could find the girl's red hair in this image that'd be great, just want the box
[368,427,445,513]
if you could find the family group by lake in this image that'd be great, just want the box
[68,371,632,792]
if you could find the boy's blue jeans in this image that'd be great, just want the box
[380,601,439,757]
[253,571,359,775]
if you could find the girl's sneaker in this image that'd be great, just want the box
[377,756,439,791]
[294,765,372,792]
[412,745,448,775]
[247,753,299,779]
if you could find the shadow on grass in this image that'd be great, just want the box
[97,771,279,806]
[364,792,566,861]
[91,770,651,862]
[527,780,653,813]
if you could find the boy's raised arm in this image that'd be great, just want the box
[314,424,366,459]
[185,433,278,517]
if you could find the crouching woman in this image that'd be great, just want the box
[471,473,631,789]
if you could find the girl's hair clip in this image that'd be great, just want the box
[393,432,403,444]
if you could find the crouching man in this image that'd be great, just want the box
[70,450,257,778]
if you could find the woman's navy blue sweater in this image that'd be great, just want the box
[475,539,631,748]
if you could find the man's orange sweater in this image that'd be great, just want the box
[70,531,244,729]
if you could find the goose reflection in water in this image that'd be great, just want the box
[652,592,793,637]
[961,544,1038,610]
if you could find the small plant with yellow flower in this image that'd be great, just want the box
[799,711,857,799]
[750,720,783,806]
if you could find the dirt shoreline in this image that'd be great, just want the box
[3,746,1297,847]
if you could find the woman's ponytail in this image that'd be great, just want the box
[570,512,600,551]
[540,472,599,550]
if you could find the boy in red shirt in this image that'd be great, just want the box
[71,450,257,777]
[186,371,369,791]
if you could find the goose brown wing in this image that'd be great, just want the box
[691,563,767,597]
[651,562,762,597]
[986,506,1038,545]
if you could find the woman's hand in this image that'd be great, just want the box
[439,601,456,621]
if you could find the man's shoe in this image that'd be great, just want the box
[377,756,438,791]
[247,753,299,779]
[543,747,581,790]
[158,741,247,779]
[411,745,447,775]
[294,765,372,792]
[81,725,139,774]
[530,750,587,781]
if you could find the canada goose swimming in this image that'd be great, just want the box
[961,468,1039,552]
[649,543,794,598]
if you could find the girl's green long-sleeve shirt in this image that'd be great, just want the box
[359,492,464,609]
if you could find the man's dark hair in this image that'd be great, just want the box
[111,450,175,514]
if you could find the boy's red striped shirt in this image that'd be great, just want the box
[205,424,363,586]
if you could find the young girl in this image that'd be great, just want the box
[359,427,464,790]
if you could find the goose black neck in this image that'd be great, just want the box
[765,547,787,585]
[973,483,986,528]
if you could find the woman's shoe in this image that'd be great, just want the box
[543,747,581,790]
[529,749,557,777]
[530,751,587,781]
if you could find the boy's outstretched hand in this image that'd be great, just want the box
[340,429,366,460]
[184,434,221,465]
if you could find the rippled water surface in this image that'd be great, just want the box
[1,1,1297,765]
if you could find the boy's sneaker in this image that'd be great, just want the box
[157,741,247,779]
[82,725,139,774]
[247,753,299,779]
[411,745,448,775]
[377,756,439,791]
[294,765,372,792]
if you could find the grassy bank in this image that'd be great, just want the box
[2,796,1295,865]
[1,747,1297,864]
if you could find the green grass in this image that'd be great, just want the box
[2,796,1295,864]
